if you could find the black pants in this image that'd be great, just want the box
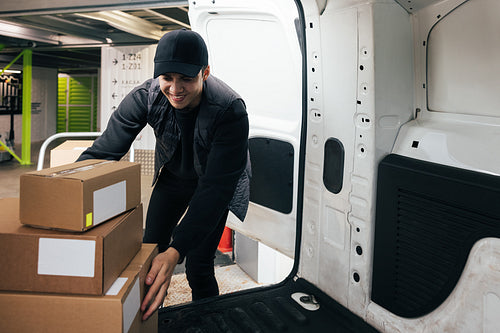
[143,172,228,301]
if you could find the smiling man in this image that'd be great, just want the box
[77,29,251,320]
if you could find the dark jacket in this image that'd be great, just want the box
[78,75,250,254]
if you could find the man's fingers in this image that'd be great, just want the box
[145,258,162,286]
[140,249,180,319]
[142,280,169,321]
[141,258,173,311]
[141,285,155,312]
[141,264,165,311]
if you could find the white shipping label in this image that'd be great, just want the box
[123,278,140,333]
[105,277,128,296]
[93,180,126,226]
[38,238,96,277]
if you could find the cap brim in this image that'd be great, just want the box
[154,61,202,78]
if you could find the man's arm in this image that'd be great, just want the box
[77,82,150,161]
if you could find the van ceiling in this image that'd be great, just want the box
[0,1,189,74]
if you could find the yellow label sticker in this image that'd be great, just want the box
[86,213,93,227]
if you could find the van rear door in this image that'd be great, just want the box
[189,0,304,260]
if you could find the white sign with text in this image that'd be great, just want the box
[101,45,157,150]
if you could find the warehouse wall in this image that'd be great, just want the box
[0,66,58,145]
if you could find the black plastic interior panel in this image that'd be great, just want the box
[372,154,500,318]
[248,137,294,214]
[323,138,344,194]
[159,277,380,332]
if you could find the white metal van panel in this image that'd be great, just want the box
[189,0,303,258]
[300,4,359,307]
[394,0,500,176]
[411,0,474,113]
[393,115,500,176]
[367,238,500,333]
[427,0,500,117]
[300,0,413,317]
[379,0,500,331]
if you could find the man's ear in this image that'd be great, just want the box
[203,66,210,81]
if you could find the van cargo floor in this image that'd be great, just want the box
[158,277,379,332]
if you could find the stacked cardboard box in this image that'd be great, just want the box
[0,239,159,332]
[49,140,94,168]
[20,159,141,232]
[0,161,158,333]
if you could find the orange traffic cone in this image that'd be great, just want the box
[218,226,233,253]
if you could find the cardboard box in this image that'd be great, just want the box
[50,140,94,168]
[0,243,159,333]
[0,198,143,295]
[20,159,141,231]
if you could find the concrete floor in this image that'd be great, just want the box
[0,140,261,306]
[0,158,36,198]
[0,142,46,199]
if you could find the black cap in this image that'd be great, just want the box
[154,29,208,78]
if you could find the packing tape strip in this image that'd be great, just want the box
[48,160,115,177]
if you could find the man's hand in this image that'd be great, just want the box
[141,247,181,320]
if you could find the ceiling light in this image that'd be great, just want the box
[0,20,60,45]
[76,11,164,40]
[2,69,21,74]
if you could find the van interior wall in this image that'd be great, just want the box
[393,0,500,176]
[367,0,500,332]
[0,67,58,146]
[299,0,414,319]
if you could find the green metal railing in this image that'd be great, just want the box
[0,48,32,165]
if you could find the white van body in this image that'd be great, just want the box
[189,0,500,332]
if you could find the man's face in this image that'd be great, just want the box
[159,67,210,110]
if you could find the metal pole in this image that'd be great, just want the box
[0,140,22,163]
[36,132,101,170]
[21,49,32,165]
[36,132,135,171]
[0,51,24,76]
[0,48,26,164]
